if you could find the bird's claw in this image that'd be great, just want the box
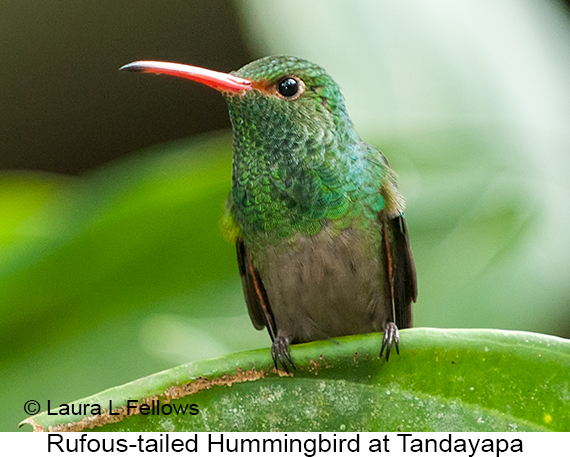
[380,322,400,361]
[271,335,295,373]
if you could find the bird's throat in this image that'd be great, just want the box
[225,88,381,246]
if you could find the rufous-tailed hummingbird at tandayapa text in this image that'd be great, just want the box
[120,56,417,372]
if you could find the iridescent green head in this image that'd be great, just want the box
[228,55,351,132]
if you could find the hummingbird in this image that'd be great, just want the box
[120,56,417,372]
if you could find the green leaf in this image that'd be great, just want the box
[0,172,71,249]
[0,134,270,433]
[21,329,570,432]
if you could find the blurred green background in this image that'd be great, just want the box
[2,0,570,432]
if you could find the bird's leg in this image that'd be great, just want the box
[380,322,400,361]
[380,211,401,362]
[271,333,295,373]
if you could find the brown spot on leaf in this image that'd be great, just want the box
[23,368,270,432]
[18,418,44,432]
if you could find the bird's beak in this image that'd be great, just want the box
[119,60,252,94]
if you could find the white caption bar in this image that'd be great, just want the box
[2,432,568,456]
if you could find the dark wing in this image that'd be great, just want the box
[380,211,417,329]
[236,238,277,339]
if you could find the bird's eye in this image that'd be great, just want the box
[276,76,304,99]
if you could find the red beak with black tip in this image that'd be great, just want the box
[119,60,252,94]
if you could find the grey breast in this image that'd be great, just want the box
[256,225,388,343]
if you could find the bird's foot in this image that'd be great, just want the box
[380,322,400,361]
[271,335,295,373]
